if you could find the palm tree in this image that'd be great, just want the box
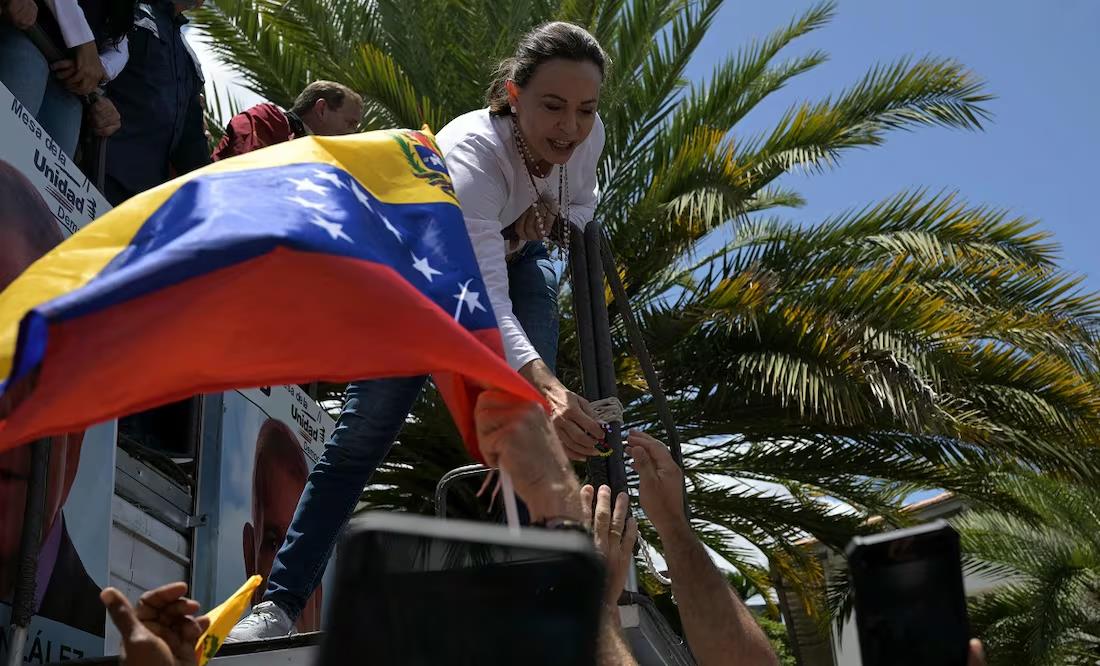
[192,0,1100,620]
[955,473,1100,665]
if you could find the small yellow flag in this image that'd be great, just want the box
[195,575,263,665]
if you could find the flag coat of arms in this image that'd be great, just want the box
[0,129,541,457]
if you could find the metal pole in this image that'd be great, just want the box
[6,439,51,666]
[581,224,637,596]
[600,232,691,519]
[572,226,609,490]
[569,226,599,401]
[585,222,628,499]
[23,25,65,61]
[434,464,491,518]
[91,133,108,193]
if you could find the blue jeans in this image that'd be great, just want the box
[0,25,82,159]
[265,242,560,619]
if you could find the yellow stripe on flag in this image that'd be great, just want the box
[0,128,451,383]
[195,575,263,665]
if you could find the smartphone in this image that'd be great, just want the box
[846,520,970,666]
[319,512,604,666]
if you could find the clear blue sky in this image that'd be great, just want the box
[685,0,1100,290]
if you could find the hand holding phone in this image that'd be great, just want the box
[846,521,970,666]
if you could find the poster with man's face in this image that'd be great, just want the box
[0,81,115,662]
[214,386,337,632]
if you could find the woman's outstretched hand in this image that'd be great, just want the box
[520,359,605,461]
[543,380,605,460]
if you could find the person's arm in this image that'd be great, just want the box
[99,36,129,82]
[514,117,608,458]
[582,484,640,666]
[442,134,541,371]
[40,0,107,95]
[41,0,94,47]
[2,0,38,29]
[444,135,602,459]
[50,40,106,95]
[626,431,778,666]
[597,606,638,666]
[211,110,250,161]
[87,96,121,137]
[519,358,602,460]
[474,389,582,523]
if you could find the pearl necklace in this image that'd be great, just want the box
[511,117,571,258]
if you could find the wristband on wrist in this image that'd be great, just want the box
[535,517,590,534]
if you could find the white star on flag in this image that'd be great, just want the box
[410,252,442,282]
[453,279,486,322]
[352,184,402,241]
[352,184,373,211]
[381,216,402,241]
[313,170,348,190]
[308,216,352,243]
[426,154,445,169]
[288,196,327,213]
[287,177,328,196]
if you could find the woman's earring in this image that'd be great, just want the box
[510,105,517,114]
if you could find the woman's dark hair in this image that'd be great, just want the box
[487,22,608,116]
[102,0,138,45]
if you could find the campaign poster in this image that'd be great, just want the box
[0,81,108,235]
[212,386,337,632]
[0,80,116,662]
[0,423,116,663]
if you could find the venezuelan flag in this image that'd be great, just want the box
[0,129,541,458]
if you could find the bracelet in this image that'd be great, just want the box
[536,517,590,534]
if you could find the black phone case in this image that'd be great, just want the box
[319,512,603,666]
[846,521,970,666]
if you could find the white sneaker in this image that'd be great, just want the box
[225,601,296,643]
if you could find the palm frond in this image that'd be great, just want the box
[954,474,1100,664]
[743,56,993,184]
[656,0,834,158]
[202,81,242,146]
[191,0,310,107]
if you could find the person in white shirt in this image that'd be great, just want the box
[0,0,129,157]
[46,0,130,138]
[435,23,608,459]
[228,21,611,642]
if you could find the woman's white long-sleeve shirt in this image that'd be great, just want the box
[40,0,129,81]
[436,109,605,371]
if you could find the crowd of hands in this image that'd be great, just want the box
[98,418,778,666]
[97,394,991,665]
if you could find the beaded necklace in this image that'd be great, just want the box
[511,117,571,258]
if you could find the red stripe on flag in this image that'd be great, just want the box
[0,247,543,459]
